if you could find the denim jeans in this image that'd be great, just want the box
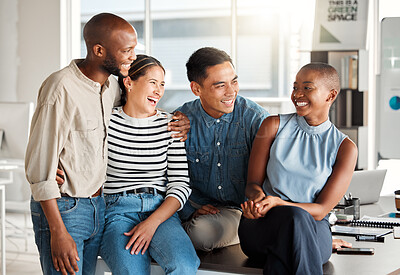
[31,196,105,275]
[100,192,199,275]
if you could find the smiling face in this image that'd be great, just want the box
[292,68,337,126]
[125,65,165,118]
[192,61,239,118]
[102,27,137,77]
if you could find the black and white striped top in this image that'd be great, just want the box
[104,107,191,209]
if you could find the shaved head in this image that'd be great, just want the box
[83,13,134,49]
[300,63,340,93]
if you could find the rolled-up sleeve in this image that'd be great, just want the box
[25,87,69,201]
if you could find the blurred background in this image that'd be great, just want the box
[0,1,399,273]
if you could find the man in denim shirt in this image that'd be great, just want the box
[177,47,269,251]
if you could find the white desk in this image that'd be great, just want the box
[0,164,18,185]
[0,159,24,275]
[96,197,400,275]
[326,196,400,274]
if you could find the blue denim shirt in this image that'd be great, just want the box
[176,95,269,220]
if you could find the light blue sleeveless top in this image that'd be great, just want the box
[263,113,347,203]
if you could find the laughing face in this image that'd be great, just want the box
[126,65,165,118]
[103,28,137,78]
[194,61,239,119]
[291,68,336,126]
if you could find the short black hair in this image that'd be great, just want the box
[186,47,233,85]
[300,62,340,92]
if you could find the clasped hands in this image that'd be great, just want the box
[241,194,283,219]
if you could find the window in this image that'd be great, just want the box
[81,0,315,112]
[80,0,145,57]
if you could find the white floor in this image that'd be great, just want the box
[5,212,42,275]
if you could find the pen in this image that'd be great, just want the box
[377,230,393,238]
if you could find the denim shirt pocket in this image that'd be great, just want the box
[186,148,210,183]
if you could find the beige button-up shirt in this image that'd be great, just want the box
[25,59,120,201]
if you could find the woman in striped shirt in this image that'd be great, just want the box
[100,55,199,274]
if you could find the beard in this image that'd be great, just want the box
[102,54,125,78]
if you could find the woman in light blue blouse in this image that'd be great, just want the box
[238,63,358,275]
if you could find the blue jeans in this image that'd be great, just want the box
[31,196,105,275]
[100,192,199,275]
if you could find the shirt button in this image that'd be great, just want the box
[216,119,220,123]
[95,83,100,87]
[217,163,221,167]
[218,186,222,190]
[217,142,220,146]
[196,159,199,163]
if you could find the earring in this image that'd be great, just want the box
[128,88,131,93]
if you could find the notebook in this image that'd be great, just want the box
[341,169,387,205]
[331,225,392,236]
[336,215,400,229]
[332,215,399,241]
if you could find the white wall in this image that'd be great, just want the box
[0,0,62,105]
[0,0,63,201]
[0,0,18,101]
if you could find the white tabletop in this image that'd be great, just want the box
[0,158,24,170]
[0,158,24,185]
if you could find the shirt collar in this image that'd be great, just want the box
[198,101,234,128]
[296,114,332,134]
[70,59,110,91]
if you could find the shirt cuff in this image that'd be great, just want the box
[30,180,61,201]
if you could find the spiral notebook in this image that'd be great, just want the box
[349,215,400,228]
[331,225,392,237]
[333,215,400,238]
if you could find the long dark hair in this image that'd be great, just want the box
[118,54,165,106]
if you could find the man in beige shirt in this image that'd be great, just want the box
[25,13,137,275]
